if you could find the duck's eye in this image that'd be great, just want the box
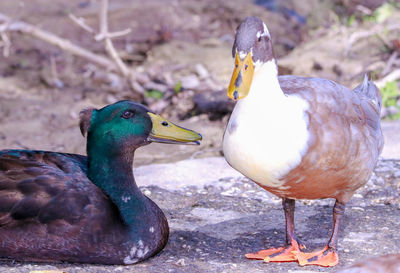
[121,110,134,119]
[161,121,169,126]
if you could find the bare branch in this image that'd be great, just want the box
[345,24,400,56]
[376,69,400,88]
[98,0,108,34]
[0,16,11,57]
[0,11,146,94]
[108,28,132,39]
[0,31,11,57]
[68,13,94,33]
[0,12,119,71]
[381,51,399,76]
[98,0,131,78]
[355,5,373,15]
[130,79,146,93]
[95,28,132,41]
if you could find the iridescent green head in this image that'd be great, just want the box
[80,101,202,155]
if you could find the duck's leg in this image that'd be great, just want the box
[293,200,345,267]
[246,198,305,262]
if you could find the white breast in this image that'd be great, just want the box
[223,61,310,188]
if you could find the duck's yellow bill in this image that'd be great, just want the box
[147,112,202,145]
[227,52,254,101]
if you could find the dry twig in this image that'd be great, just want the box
[0,6,144,94]
[0,12,120,72]
[68,13,94,33]
[381,51,399,76]
[376,69,400,88]
[0,31,11,57]
[345,24,400,56]
[97,0,131,78]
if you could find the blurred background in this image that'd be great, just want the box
[0,0,399,164]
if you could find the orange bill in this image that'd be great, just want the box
[227,52,254,101]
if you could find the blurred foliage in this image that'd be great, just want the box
[338,1,398,26]
[362,2,396,23]
[145,89,164,99]
[347,14,356,26]
[174,81,182,94]
[382,81,399,107]
[381,81,400,119]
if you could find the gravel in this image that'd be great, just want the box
[0,158,399,272]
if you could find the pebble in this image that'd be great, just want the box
[69,111,78,119]
[181,75,200,89]
[195,63,209,79]
[174,258,186,267]
[353,193,363,198]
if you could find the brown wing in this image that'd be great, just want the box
[273,76,383,202]
[0,150,107,228]
[279,75,383,156]
[0,150,130,263]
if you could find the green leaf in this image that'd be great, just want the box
[145,89,164,99]
[381,81,399,108]
[374,3,395,23]
[174,81,182,94]
[347,15,356,27]
[361,2,395,23]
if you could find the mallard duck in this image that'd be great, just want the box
[223,17,383,267]
[0,100,202,265]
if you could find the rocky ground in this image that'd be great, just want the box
[0,157,398,273]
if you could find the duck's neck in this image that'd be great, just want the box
[87,144,146,226]
[246,59,285,104]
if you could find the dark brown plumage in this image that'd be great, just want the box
[0,100,202,264]
[0,150,135,264]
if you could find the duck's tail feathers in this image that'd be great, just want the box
[353,73,382,111]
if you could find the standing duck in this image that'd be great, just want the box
[223,17,383,267]
[0,100,202,265]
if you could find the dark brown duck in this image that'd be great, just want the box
[0,100,202,265]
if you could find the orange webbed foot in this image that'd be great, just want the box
[245,239,305,263]
[292,246,339,267]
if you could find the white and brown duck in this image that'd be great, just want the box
[223,16,383,267]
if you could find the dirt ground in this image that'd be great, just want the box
[1,0,399,163]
